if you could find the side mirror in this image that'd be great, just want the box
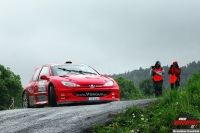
[40,75,49,80]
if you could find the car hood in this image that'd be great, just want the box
[57,74,111,85]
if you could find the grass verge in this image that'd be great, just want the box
[92,71,200,133]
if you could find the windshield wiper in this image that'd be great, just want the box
[81,71,97,75]
[59,75,69,77]
[58,68,80,73]
[58,68,97,75]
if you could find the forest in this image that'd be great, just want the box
[108,61,200,88]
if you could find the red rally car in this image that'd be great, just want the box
[22,61,120,108]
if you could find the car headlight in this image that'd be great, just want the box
[103,81,114,86]
[61,81,80,87]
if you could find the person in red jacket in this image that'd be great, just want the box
[150,61,165,97]
[168,61,181,89]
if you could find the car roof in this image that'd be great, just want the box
[43,61,86,67]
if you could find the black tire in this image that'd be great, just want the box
[49,86,57,107]
[22,92,30,108]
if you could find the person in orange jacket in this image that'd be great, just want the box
[150,61,165,97]
[168,61,181,89]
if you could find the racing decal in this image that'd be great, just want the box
[95,85,103,88]
[37,95,46,101]
[38,81,47,92]
[28,84,34,94]
[76,92,109,97]
[85,76,99,79]
[61,93,66,99]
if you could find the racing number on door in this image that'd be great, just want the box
[38,81,46,92]
[37,66,49,92]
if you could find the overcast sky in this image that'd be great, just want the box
[0,0,200,86]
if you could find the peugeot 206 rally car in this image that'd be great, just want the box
[22,61,120,108]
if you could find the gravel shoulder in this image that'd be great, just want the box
[0,98,157,133]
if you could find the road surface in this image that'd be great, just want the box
[0,98,157,133]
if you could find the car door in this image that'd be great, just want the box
[34,66,50,102]
[28,68,41,94]
[27,68,41,106]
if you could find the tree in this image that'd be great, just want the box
[0,64,23,109]
[139,78,154,96]
[114,77,143,100]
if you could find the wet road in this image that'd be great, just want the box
[0,98,157,133]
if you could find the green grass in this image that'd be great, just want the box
[92,71,200,133]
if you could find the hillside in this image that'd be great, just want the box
[108,61,200,88]
[93,66,200,133]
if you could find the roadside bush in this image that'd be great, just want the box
[115,77,143,100]
[0,65,23,110]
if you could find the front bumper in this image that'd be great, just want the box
[55,87,120,104]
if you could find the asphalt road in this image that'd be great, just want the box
[0,98,157,133]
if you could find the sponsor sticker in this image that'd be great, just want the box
[38,81,46,92]
[28,84,34,93]
[76,92,108,97]
[61,93,66,99]
[37,95,46,101]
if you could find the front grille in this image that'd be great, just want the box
[74,91,110,97]
[80,84,103,88]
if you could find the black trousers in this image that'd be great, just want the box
[171,81,180,90]
[154,80,163,97]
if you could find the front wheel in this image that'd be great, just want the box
[49,86,57,107]
[22,92,30,108]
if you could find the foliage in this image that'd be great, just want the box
[0,64,23,109]
[114,77,143,100]
[139,78,154,96]
[109,61,200,88]
[92,70,200,133]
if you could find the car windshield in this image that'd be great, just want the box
[51,64,99,76]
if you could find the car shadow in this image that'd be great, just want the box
[57,101,111,107]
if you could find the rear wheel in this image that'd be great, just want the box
[22,92,30,108]
[49,86,57,107]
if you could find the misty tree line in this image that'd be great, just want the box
[109,61,200,88]
[109,61,200,97]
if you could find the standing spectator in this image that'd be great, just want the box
[150,61,165,97]
[168,61,181,89]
